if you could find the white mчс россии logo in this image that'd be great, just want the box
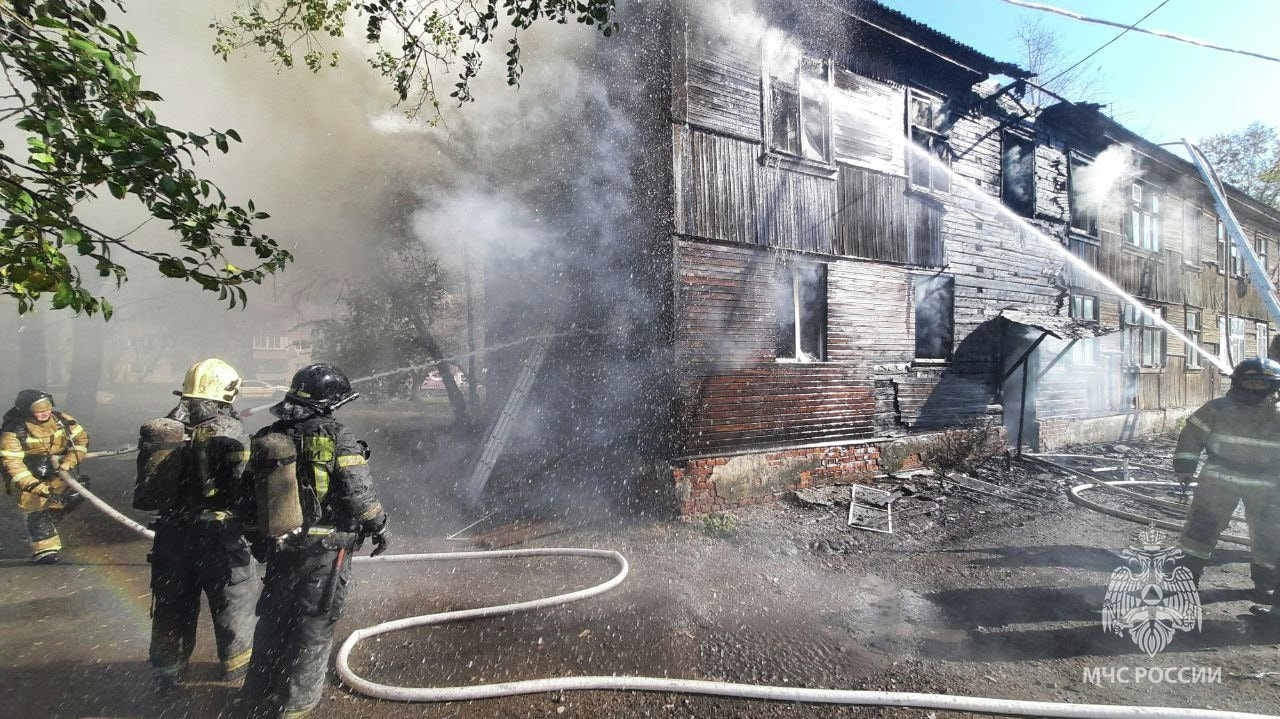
[1102,526,1202,656]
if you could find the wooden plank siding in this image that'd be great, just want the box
[685,18,761,141]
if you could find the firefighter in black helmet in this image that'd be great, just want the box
[137,358,257,688]
[239,363,389,719]
[1174,357,1280,604]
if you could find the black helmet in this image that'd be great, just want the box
[286,363,355,410]
[13,389,53,416]
[1231,357,1280,390]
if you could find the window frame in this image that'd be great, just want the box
[1220,314,1249,366]
[762,53,833,166]
[1122,182,1162,253]
[1067,152,1100,239]
[774,262,828,363]
[906,87,951,193]
[913,273,956,362]
[1217,219,1243,277]
[1121,305,1166,369]
[1184,308,1203,370]
[1068,293,1099,366]
[1257,321,1270,360]
[1000,130,1036,217]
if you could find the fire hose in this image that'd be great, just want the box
[51,468,1279,719]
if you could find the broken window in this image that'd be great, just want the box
[1001,131,1035,217]
[766,54,830,162]
[1122,305,1165,368]
[1068,153,1099,238]
[1069,293,1098,365]
[1185,309,1202,370]
[774,263,827,362]
[907,88,950,192]
[913,274,954,361]
[1123,183,1161,252]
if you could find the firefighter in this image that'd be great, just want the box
[1174,356,1280,601]
[239,363,389,719]
[1,390,89,564]
[135,358,258,688]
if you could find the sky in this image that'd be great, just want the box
[876,0,1280,145]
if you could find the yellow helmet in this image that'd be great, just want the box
[178,358,241,403]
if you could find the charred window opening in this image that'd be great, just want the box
[907,88,950,193]
[1217,220,1243,276]
[1122,305,1165,368]
[766,55,830,163]
[1001,131,1035,217]
[774,263,827,362]
[1069,293,1098,365]
[1185,309,1203,370]
[913,274,954,361]
[1123,183,1161,252]
[1068,153,1099,238]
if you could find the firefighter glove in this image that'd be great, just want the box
[370,529,391,557]
[1176,472,1195,489]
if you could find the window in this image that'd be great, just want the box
[914,274,955,360]
[1256,233,1270,274]
[1068,153,1099,238]
[1069,293,1098,365]
[1258,322,1270,360]
[1181,204,1202,267]
[1001,131,1035,217]
[907,88,950,192]
[1185,309,1203,370]
[766,55,830,162]
[1220,315,1249,365]
[1122,305,1165,368]
[253,334,284,350]
[1218,220,1242,276]
[1123,183,1161,252]
[774,263,827,362]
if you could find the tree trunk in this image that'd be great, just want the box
[18,319,48,390]
[390,288,469,426]
[66,316,105,425]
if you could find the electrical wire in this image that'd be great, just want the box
[997,0,1280,65]
[1039,0,1170,89]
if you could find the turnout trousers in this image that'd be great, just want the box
[148,518,259,682]
[1178,476,1280,589]
[241,534,354,719]
[23,508,62,561]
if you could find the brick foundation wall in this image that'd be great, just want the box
[673,442,883,515]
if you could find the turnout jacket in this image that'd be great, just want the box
[248,402,386,538]
[1,411,88,512]
[142,400,250,520]
[1174,390,1280,487]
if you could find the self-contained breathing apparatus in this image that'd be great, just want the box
[133,417,187,512]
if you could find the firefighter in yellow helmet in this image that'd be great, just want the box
[134,358,258,689]
[1,390,89,563]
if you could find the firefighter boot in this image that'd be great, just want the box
[1178,555,1207,586]
[1251,563,1277,605]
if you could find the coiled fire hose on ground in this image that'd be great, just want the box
[50,468,1278,719]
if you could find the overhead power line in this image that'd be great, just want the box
[997,0,1280,64]
[1041,0,1169,87]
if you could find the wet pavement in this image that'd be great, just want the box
[4,420,1280,718]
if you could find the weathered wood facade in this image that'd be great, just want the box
[657,0,1280,512]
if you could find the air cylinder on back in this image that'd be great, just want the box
[253,433,303,538]
[134,417,187,511]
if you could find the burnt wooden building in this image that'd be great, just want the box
[635,0,1280,513]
